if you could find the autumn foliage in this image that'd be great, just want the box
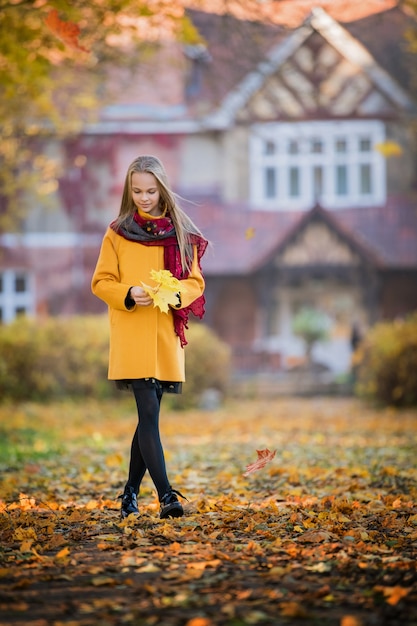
[0,315,230,406]
[354,312,417,407]
[44,9,90,53]
[0,397,416,625]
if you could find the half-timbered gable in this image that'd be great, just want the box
[222,8,412,123]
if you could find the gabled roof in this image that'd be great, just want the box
[264,203,383,268]
[205,7,415,128]
[337,197,417,268]
[90,4,415,134]
[187,198,417,276]
[343,6,417,96]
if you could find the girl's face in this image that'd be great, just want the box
[131,171,161,217]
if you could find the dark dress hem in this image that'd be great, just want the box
[114,378,182,394]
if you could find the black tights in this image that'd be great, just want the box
[126,380,170,500]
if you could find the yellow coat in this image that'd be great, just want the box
[91,227,205,382]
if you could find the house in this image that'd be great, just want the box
[1,3,417,376]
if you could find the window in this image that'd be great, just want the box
[335,138,347,153]
[336,165,348,196]
[360,164,372,194]
[359,138,372,152]
[265,167,277,198]
[249,120,386,210]
[313,166,323,199]
[15,274,27,293]
[288,140,299,154]
[0,270,34,324]
[264,140,275,155]
[289,167,300,197]
[311,139,323,154]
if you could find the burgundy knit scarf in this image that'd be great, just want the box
[111,212,207,347]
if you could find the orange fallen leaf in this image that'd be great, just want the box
[55,546,70,559]
[374,585,411,606]
[186,618,213,626]
[341,616,364,626]
[280,601,308,617]
[19,540,34,553]
[85,499,100,510]
[44,9,90,53]
[243,448,276,476]
[186,559,221,570]
[245,227,256,240]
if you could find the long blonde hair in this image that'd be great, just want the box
[115,155,205,273]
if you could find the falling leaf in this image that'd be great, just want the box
[142,269,185,314]
[44,9,90,53]
[374,141,403,157]
[243,448,276,476]
[245,227,256,240]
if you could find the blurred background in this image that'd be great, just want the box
[1,0,416,406]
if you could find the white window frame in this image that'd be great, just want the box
[0,269,35,324]
[249,120,386,210]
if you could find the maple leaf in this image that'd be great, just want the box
[374,585,411,606]
[55,546,70,560]
[245,227,256,240]
[44,9,90,53]
[141,269,185,314]
[243,448,276,476]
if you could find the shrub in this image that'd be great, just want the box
[0,316,231,406]
[355,312,417,407]
[0,315,113,402]
[169,322,231,409]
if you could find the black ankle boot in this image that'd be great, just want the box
[160,488,186,519]
[120,485,139,519]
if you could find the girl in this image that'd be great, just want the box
[91,155,207,519]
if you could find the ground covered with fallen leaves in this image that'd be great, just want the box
[0,396,416,626]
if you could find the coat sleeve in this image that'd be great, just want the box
[176,245,205,309]
[91,228,135,311]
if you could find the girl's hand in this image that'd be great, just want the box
[130,286,153,306]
